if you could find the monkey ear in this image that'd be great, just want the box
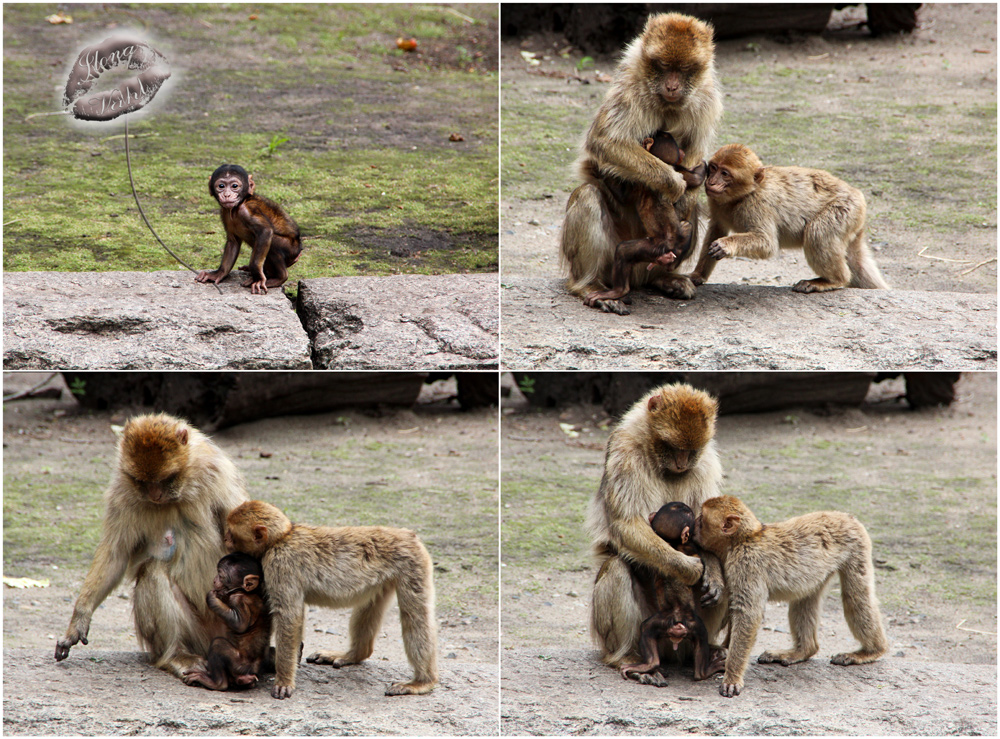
[648,511,657,524]
[176,428,189,445]
[647,394,664,413]
[721,514,741,534]
[753,167,765,184]
[243,574,260,592]
[247,173,256,195]
[252,525,268,544]
[680,525,690,543]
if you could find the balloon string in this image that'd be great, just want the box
[124,116,221,293]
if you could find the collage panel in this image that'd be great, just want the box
[500,372,997,734]
[3,3,499,371]
[500,4,996,371]
[3,371,499,734]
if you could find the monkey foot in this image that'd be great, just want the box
[385,679,436,696]
[584,297,631,315]
[758,649,812,666]
[620,667,669,687]
[792,278,843,293]
[830,650,881,666]
[306,651,358,668]
[653,275,695,300]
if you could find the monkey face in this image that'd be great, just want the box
[706,144,764,203]
[213,174,246,208]
[653,440,701,476]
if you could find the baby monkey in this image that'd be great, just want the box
[619,502,726,686]
[585,132,707,309]
[182,553,272,691]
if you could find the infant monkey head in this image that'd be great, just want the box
[649,501,697,551]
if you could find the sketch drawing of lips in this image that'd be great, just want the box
[63,37,171,121]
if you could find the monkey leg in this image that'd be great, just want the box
[132,561,210,678]
[561,183,637,316]
[386,571,439,696]
[794,205,856,293]
[618,614,670,687]
[241,236,294,294]
[758,588,826,666]
[590,556,643,667]
[307,585,395,668]
[271,606,306,699]
[831,561,889,665]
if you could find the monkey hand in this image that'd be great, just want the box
[689,272,706,287]
[271,683,294,699]
[248,278,268,295]
[707,240,730,260]
[54,625,89,661]
[195,269,226,285]
[720,679,742,698]
[698,576,723,608]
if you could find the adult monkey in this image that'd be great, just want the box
[560,13,723,315]
[54,414,248,679]
[587,383,728,670]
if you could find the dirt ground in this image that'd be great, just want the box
[501,4,997,296]
[2,373,499,735]
[501,372,996,734]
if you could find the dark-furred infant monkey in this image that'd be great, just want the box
[619,501,726,686]
[584,132,707,308]
[182,553,272,691]
[197,164,302,294]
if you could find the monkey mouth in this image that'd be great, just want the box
[63,37,171,122]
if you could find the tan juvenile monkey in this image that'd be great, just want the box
[561,13,723,314]
[55,414,248,679]
[225,500,438,699]
[690,143,889,292]
[587,383,728,669]
[694,495,889,698]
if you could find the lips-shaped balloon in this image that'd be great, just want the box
[63,37,171,122]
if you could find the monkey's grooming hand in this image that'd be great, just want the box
[707,239,730,260]
[54,624,89,661]
[272,683,293,699]
[698,573,723,608]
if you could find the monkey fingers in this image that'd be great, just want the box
[720,680,741,698]
[54,632,88,661]
[272,684,293,699]
[195,269,226,285]
[706,240,729,260]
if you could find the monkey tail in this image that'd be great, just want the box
[846,233,890,289]
[124,117,223,294]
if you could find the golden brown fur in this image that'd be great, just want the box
[691,143,889,292]
[695,496,889,697]
[587,383,728,668]
[54,414,248,678]
[225,500,438,698]
[560,13,723,314]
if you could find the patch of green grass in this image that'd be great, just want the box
[501,478,589,571]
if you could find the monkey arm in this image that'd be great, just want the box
[196,233,240,284]
[720,581,768,698]
[611,516,703,586]
[55,534,132,659]
[586,109,685,200]
[206,592,253,633]
[707,221,780,262]
[689,220,726,285]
